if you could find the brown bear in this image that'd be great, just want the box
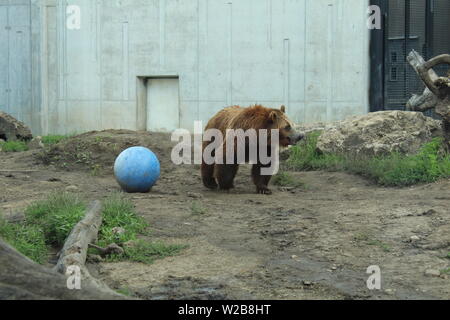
[201,105,304,194]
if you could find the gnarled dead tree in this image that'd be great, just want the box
[407,50,450,151]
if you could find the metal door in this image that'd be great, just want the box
[146,78,180,132]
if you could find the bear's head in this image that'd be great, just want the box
[268,106,304,147]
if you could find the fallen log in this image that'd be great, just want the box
[0,200,129,300]
[0,239,125,299]
[54,200,125,297]
[54,200,103,274]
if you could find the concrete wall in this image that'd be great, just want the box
[4,0,371,135]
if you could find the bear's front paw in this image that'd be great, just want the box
[257,187,272,195]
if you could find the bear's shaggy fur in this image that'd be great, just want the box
[201,105,303,194]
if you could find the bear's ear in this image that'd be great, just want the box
[280,105,286,113]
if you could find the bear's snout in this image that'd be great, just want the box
[287,132,305,145]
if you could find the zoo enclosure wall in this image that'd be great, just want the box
[0,0,370,135]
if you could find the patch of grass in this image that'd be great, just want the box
[272,171,306,188]
[3,191,186,266]
[441,267,450,275]
[116,286,134,297]
[25,193,86,246]
[286,131,344,171]
[0,217,48,264]
[41,135,70,145]
[97,193,148,247]
[90,164,101,176]
[0,193,85,263]
[0,140,28,152]
[346,138,450,186]
[95,193,187,264]
[190,201,208,216]
[353,233,391,252]
[286,133,450,187]
[367,239,391,252]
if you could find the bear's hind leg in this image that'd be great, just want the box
[215,164,239,191]
[201,162,218,189]
[252,164,273,195]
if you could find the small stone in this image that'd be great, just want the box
[291,255,299,260]
[384,289,395,295]
[410,235,420,242]
[302,281,313,286]
[424,269,441,277]
[421,209,436,216]
[65,185,79,192]
[187,192,203,199]
[28,136,44,150]
[112,227,126,235]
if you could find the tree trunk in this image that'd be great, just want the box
[0,239,126,300]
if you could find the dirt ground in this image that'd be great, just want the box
[1,130,449,300]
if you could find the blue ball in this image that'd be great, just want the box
[114,146,161,193]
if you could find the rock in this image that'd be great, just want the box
[112,227,126,235]
[187,192,203,199]
[0,112,33,142]
[65,185,79,192]
[295,121,340,135]
[424,269,441,277]
[421,209,436,216]
[410,235,420,242]
[28,136,44,150]
[384,289,396,295]
[315,111,442,156]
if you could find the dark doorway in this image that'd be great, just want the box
[370,0,450,113]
